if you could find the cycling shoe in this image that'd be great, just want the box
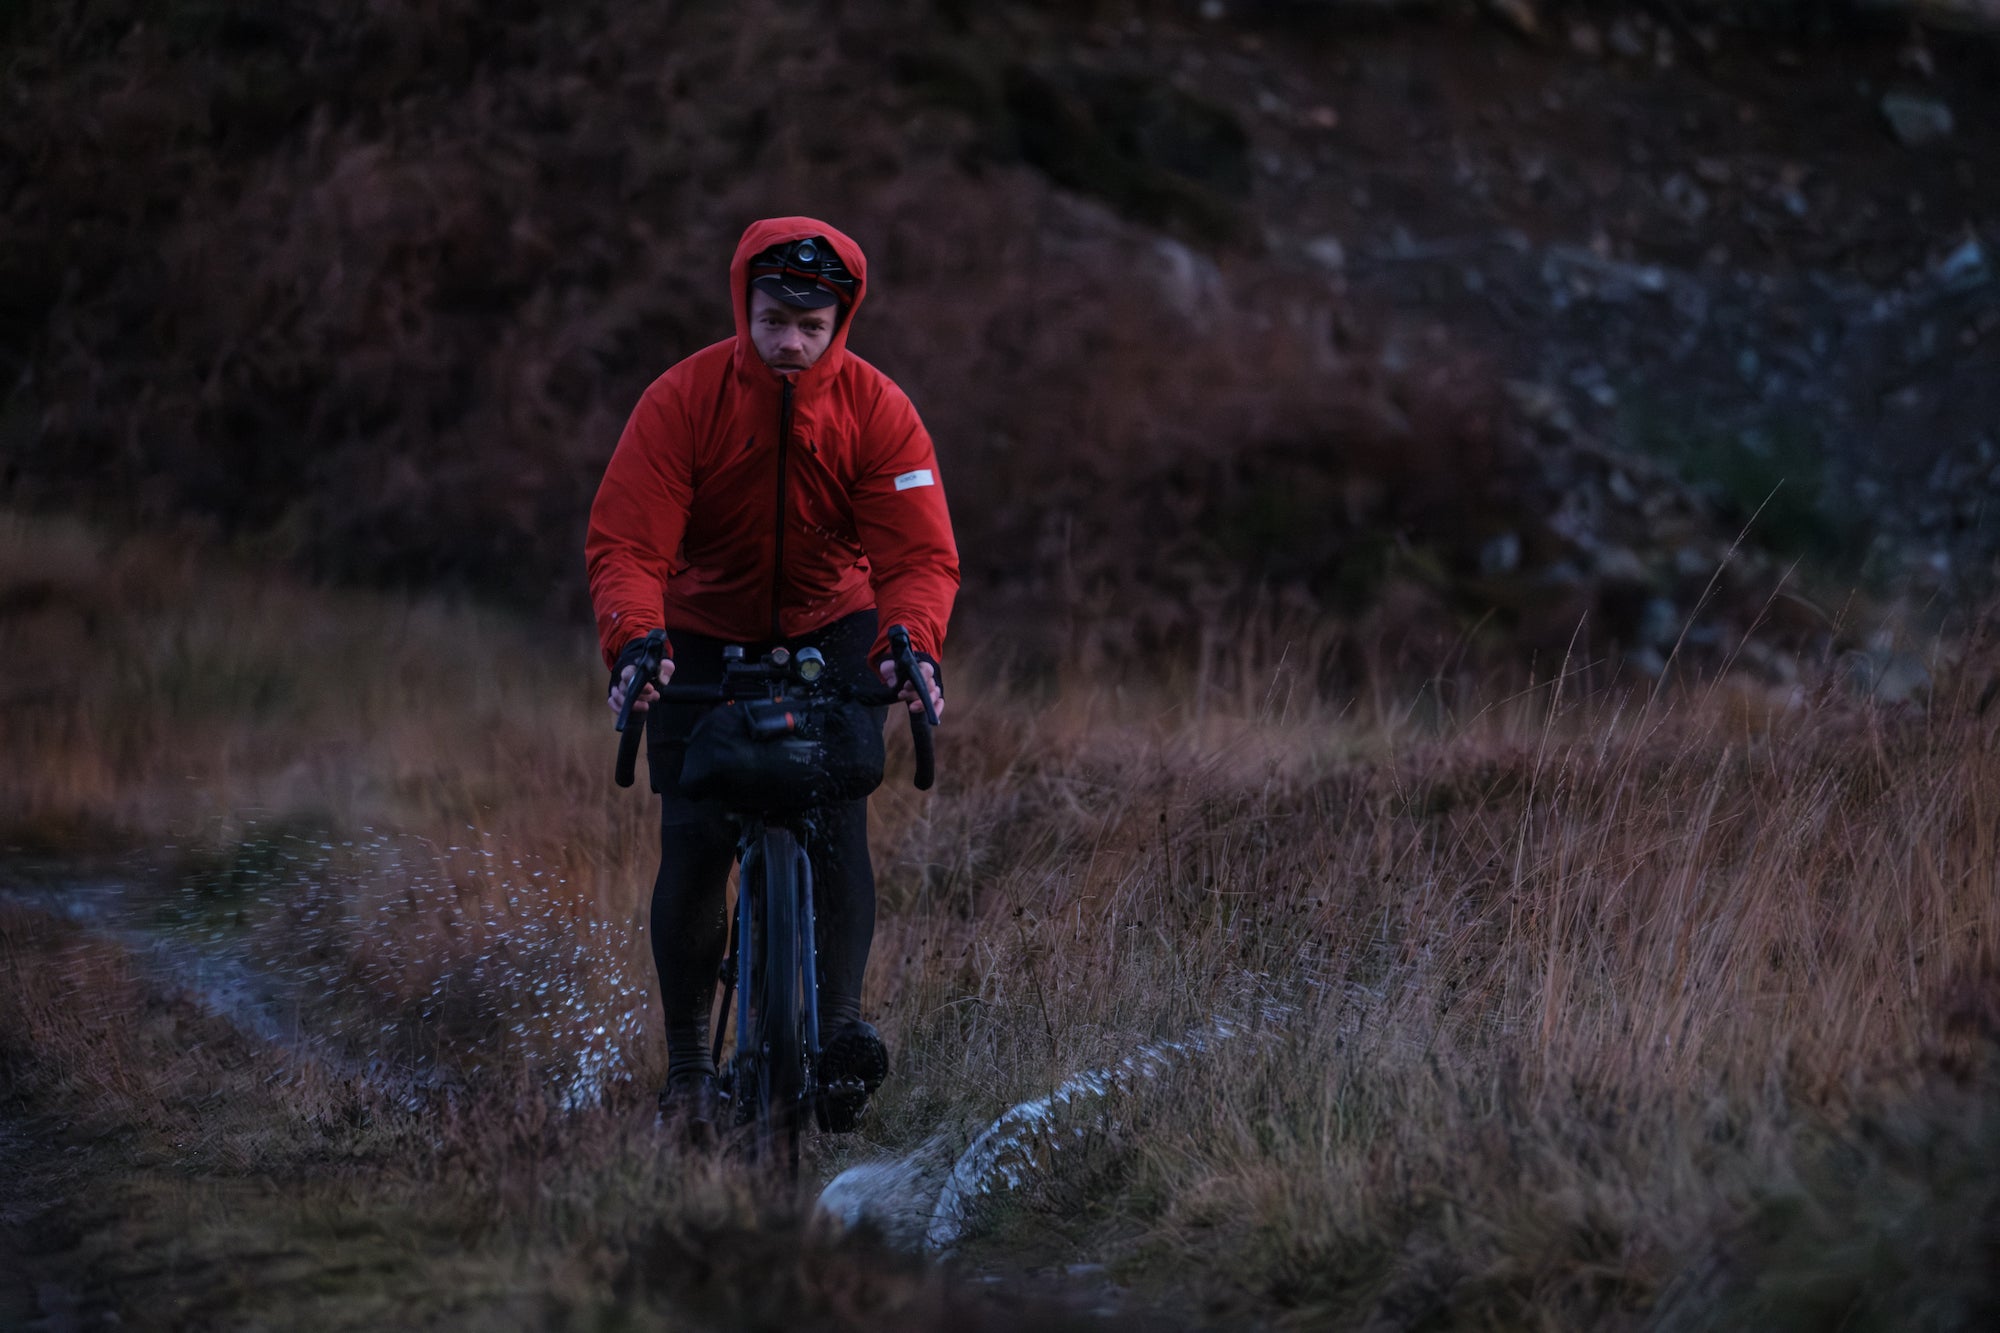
[658,1070,722,1148]
[816,1020,888,1133]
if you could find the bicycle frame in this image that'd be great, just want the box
[612,626,937,1172]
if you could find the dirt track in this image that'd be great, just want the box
[0,886,1172,1331]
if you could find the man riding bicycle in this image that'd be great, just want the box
[586,216,956,1142]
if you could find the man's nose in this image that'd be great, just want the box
[778,325,806,349]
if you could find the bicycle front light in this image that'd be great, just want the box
[795,648,825,683]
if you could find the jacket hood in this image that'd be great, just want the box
[729,216,869,392]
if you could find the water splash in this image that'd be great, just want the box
[0,823,659,1115]
[817,1002,1292,1253]
[815,1140,954,1247]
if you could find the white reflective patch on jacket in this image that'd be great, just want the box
[894,469,934,491]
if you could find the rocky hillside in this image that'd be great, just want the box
[4,0,1995,682]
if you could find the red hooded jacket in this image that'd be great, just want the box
[585,217,959,673]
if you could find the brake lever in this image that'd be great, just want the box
[887,624,940,728]
[885,624,936,792]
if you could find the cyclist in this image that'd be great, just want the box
[585,216,956,1142]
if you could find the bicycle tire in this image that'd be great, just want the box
[750,825,807,1175]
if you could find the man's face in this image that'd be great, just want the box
[748,288,837,374]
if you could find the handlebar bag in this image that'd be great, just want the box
[677,696,886,810]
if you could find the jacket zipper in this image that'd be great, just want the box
[769,378,794,642]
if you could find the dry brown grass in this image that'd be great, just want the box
[3,510,1998,1329]
[877,667,2000,1325]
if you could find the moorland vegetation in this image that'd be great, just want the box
[3,514,1996,1328]
[5,1,1999,1326]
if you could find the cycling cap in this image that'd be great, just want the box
[747,235,857,310]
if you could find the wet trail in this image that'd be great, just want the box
[0,877,455,1111]
[0,866,1259,1330]
[2,870,1284,1251]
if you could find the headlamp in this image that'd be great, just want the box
[747,235,857,306]
[795,648,825,683]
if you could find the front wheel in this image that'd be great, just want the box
[749,826,807,1176]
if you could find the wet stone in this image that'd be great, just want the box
[1881,92,1954,147]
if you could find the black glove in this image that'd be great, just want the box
[911,651,942,696]
[882,650,942,700]
[610,635,664,698]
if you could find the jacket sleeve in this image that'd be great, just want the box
[851,381,960,666]
[585,385,694,671]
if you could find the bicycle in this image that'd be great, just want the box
[612,624,937,1175]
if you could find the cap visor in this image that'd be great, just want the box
[751,274,841,309]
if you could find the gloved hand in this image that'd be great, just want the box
[608,635,675,716]
[877,651,942,722]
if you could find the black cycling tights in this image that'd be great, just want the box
[649,798,874,1080]
[643,611,881,1081]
